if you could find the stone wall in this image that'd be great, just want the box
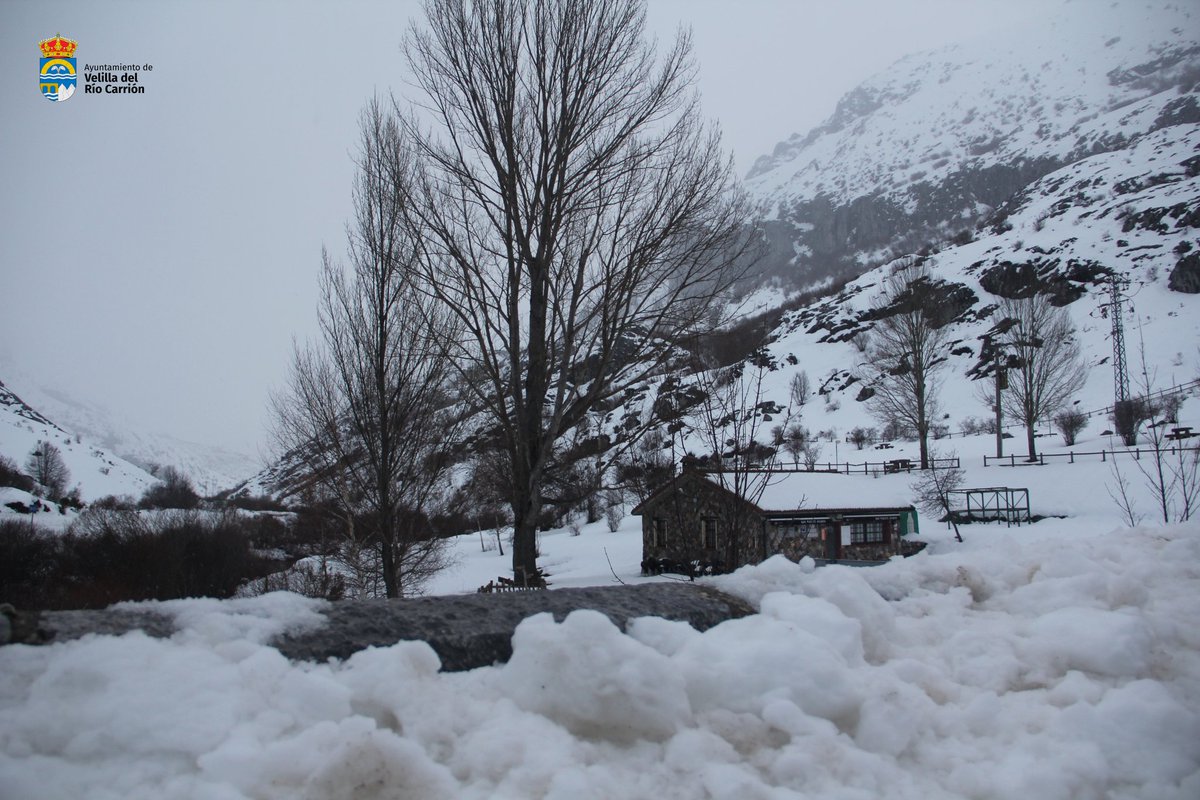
[7,584,756,672]
[640,473,764,572]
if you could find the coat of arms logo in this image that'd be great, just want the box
[39,34,78,102]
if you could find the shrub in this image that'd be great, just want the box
[801,441,823,470]
[91,494,138,511]
[0,455,34,492]
[604,490,623,532]
[1054,409,1089,446]
[849,427,875,450]
[1161,393,1184,424]
[1112,398,1154,446]
[2,510,268,609]
[0,519,61,607]
[139,465,201,509]
[226,493,288,513]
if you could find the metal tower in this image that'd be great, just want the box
[1103,274,1130,405]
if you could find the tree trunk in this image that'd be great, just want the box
[1026,423,1038,462]
[380,507,398,598]
[511,500,541,584]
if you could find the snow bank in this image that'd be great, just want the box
[2,522,1198,799]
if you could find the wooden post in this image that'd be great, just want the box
[996,366,1005,458]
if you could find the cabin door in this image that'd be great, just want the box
[824,523,840,560]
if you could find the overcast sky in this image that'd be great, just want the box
[1,0,1057,460]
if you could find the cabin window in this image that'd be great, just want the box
[701,517,718,549]
[773,521,821,540]
[652,518,665,547]
[850,520,885,544]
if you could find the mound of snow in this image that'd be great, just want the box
[2,517,1197,798]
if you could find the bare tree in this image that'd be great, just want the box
[686,359,783,569]
[789,371,810,408]
[614,428,676,504]
[272,100,462,598]
[912,453,964,542]
[1127,337,1192,524]
[861,265,949,470]
[1171,444,1200,522]
[687,360,778,501]
[994,296,1087,461]
[26,441,69,499]
[403,0,753,581]
[1107,459,1143,527]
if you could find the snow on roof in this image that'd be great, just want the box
[709,471,916,513]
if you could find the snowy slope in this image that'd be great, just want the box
[744,0,1199,285]
[0,370,261,496]
[752,121,1200,435]
[0,379,157,503]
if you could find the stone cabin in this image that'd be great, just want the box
[633,470,921,574]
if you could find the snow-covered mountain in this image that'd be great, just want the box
[238,0,1200,503]
[745,0,1199,290]
[0,379,158,502]
[746,121,1199,443]
[0,371,262,496]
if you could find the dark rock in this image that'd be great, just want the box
[1168,252,1200,293]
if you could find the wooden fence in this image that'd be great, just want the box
[700,456,960,476]
[983,444,1200,467]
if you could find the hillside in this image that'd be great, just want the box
[0,379,157,503]
[0,370,261,496]
[744,121,1200,437]
[744,0,1199,290]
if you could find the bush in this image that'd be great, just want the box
[604,490,623,532]
[2,510,269,609]
[139,465,201,509]
[958,416,986,436]
[801,441,823,470]
[0,519,62,607]
[91,494,138,511]
[1112,398,1154,446]
[226,493,288,513]
[849,427,876,450]
[1054,408,1089,446]
[0,455,35,492]
[1161,393,1184,424]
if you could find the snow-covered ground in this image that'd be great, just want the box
[3,422,1199,798]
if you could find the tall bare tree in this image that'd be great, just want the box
[26,441,69,499]
[994,295,1087,461]
[272,100,461,598]
[862,265,949,470]
[402,0,753,581]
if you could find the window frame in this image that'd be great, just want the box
[849,519,886,545]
